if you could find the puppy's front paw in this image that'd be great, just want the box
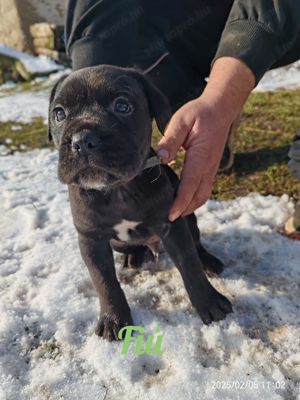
[95,312,133,341]
[191,285,232,325]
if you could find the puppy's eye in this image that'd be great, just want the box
[113,98,133,114]
[54,107,66,122]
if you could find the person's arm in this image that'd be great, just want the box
[157,57,255,221]
[214,0,300,84]
[157,0,300,221]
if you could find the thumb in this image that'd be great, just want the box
[156,109,192,163]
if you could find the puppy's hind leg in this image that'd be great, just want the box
[112,242,154,269]
[123,246,154,269]
[163,163,224,276]
[185,213,224,277]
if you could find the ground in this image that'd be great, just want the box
[0,63,300,400]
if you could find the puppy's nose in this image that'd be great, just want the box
[72,132,102,154]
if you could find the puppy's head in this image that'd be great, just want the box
[48,65,171,190]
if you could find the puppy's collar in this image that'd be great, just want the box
[143,156,161,170]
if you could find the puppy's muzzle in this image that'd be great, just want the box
[72,131,103,155]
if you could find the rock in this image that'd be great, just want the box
[0,0,66,52]
[0,45,63,83]
[30,23,65,51]
[0,53,30,84]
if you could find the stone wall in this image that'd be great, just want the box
[0,0,66,52]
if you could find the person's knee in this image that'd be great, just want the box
[65,0,141,69]
[288,130,300,181]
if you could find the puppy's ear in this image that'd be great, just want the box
[48,75,68,142]
[132,71,172,134]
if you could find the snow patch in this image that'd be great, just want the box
[0,70,69,123]
[0,149,300,399]
[256,61,300,92]
[0,45,63,74]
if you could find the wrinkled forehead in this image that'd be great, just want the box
[54,67,146,107]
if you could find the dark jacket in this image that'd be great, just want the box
[66,0,300,84]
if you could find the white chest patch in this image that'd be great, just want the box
[113,220,140,241]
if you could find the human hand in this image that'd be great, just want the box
[157,57,255,221]
[157,97,232,221]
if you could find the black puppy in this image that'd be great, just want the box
[48,65,232,341]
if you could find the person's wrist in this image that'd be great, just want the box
[199,57,255,125]
[194,94,233,131]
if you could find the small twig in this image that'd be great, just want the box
[102,385,109,400]
[30,200,38,211]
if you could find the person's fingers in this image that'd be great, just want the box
[168,175,199,221]
[157,108,195,163]
[168,146,206,220]
[181,177,215,216]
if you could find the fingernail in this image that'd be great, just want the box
[157,148,170,163]
[169,210,181,222]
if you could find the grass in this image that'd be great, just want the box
[0,77,49,94]
[0,118,50,150]
[0,89,299,200]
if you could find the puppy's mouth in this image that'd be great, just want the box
[58,151,145,190]
[73,167,122,190]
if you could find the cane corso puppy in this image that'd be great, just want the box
[48,65,232,341]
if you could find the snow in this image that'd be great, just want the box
[0,46,63,74]
[0,91,50,124]
[0,70,69,123]
[0,149,300,399]
[255,61,300,92]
